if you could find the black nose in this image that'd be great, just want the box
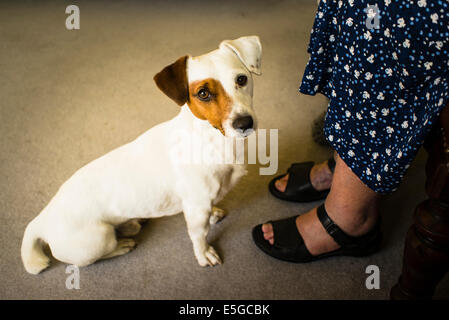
[232,116,254,131]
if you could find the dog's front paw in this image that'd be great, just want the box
[196,246,222,267]
[209,207,227,225]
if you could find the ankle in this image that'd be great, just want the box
[310,161,333,191]
[342,212,378,237]
[325,204,379,237]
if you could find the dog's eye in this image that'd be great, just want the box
[236,75,248,86]
[197,89,211,101]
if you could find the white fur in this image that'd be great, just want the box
[21,36,262,274]
[189,35,261,138]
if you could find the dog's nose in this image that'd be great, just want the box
[232,116,254,131]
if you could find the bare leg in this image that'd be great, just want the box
[263,153,380,255]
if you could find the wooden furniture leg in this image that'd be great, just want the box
[391,104,449,300]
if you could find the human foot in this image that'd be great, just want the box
[258,153,382,260]
[262,202,379,256]
[262,207,340,255]
[275,159,334,193]
[253,204,382,263]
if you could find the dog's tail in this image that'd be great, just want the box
[21,217,50,274]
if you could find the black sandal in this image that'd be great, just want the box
[252,204,382,263]
[268,157,336,203]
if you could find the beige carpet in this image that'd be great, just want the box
[1,0,448,299]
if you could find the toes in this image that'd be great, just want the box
[210,207,226,225]
[197,246,222,267]
[117,238,137,250]
[205,246,222,265]
[212,207,225,215]
[275,174,289,192]
[262,223,274,243]
[263,231,274,241]
[274,180,284,192]
[209,215,220,225]
[261,223,273,233]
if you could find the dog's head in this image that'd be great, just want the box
[154,36,262,138]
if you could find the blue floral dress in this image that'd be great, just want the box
[300,0,449,193]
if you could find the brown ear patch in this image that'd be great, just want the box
[154,56,189,106]
[188,78,233,135]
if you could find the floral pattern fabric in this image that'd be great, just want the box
[300,0,449,193]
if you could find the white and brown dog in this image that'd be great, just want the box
[21,36,262,274]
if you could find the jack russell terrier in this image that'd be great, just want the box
[21,35,262,274]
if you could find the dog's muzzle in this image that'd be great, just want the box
[232,115,254,131]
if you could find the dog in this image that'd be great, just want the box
[21,35,262,274]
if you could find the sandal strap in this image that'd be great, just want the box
[271,215,303,249]
[284,158,334,197]
[284,162,315,196]
[317,204,354,247]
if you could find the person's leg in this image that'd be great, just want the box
[275,155,335,193]
[263,152,380,255]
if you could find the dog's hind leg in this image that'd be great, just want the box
[99,238,137,260]
[116,219,142,237]
[50,222,126,267]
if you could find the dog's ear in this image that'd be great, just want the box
[154,55,189,106]
[219,36,262,75]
